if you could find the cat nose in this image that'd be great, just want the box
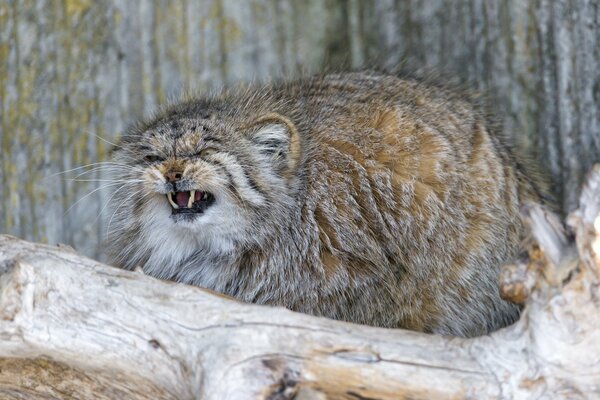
[164,171,183,182]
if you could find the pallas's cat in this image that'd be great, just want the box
[106,71,544,337]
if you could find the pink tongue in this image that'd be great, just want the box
[175,192,191,208]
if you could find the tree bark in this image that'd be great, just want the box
[0,164,598,399]
[1,1,599,259]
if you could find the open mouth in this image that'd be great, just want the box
[166,190,215,214]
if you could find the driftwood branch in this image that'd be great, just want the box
[1,165,599,400]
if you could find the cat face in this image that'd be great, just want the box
[107,110,300,269]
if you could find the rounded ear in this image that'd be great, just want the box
[244,113,301,177]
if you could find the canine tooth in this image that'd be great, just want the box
[188,191,195,208]
[167,193,179,209]
[202,192,207,200]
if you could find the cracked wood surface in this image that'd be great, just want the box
[0,164,599,399]
[0,235,495,399]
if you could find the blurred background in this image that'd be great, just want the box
[1,0,599,259]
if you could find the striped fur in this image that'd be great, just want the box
[106,71,545,337]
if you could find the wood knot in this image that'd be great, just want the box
[265,369,299,400]
[499,259,538,305]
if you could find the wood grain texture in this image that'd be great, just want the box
[0,164,598,399]
[1,0,599,259]
[0,235,496,399]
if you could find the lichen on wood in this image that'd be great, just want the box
[1,1,599,260]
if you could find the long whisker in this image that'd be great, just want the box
[215,176,250,212]
[114,152,145,164]
[83,130,122,148]
[64,181,129,216]
[67,178,146,183]
[71,164,143,180]
[105,190,154,238]
[94,181,145,226]
[44,162,134,179]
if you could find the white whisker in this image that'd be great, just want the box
[83,130,123,149]
[44,161,133,179]
[105,190,154,238]
[64,182,128,216]
[95,182,147,227]
[68,178,145,183]
[71,165,142,180]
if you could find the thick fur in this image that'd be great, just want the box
[106,71,543,337]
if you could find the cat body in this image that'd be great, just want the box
[107,71,541,336]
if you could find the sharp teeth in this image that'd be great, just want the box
[202,192,207,200]
[167,192,179,209]
[188,190,195,208]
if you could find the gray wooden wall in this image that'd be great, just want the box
[1,0,599,259]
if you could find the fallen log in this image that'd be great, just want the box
[0,165,598,400]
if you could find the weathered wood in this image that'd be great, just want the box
[0,0,352,258]
[0,165,599,399]
[1,1,599,259]
[0,235,496,399]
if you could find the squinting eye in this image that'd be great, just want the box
[144,155,164,163]
[198,148,217,158]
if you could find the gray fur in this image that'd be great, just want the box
[106,71,544,337]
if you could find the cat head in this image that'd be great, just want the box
[106,104,301,271]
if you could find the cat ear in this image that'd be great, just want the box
[246,113,300,176]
